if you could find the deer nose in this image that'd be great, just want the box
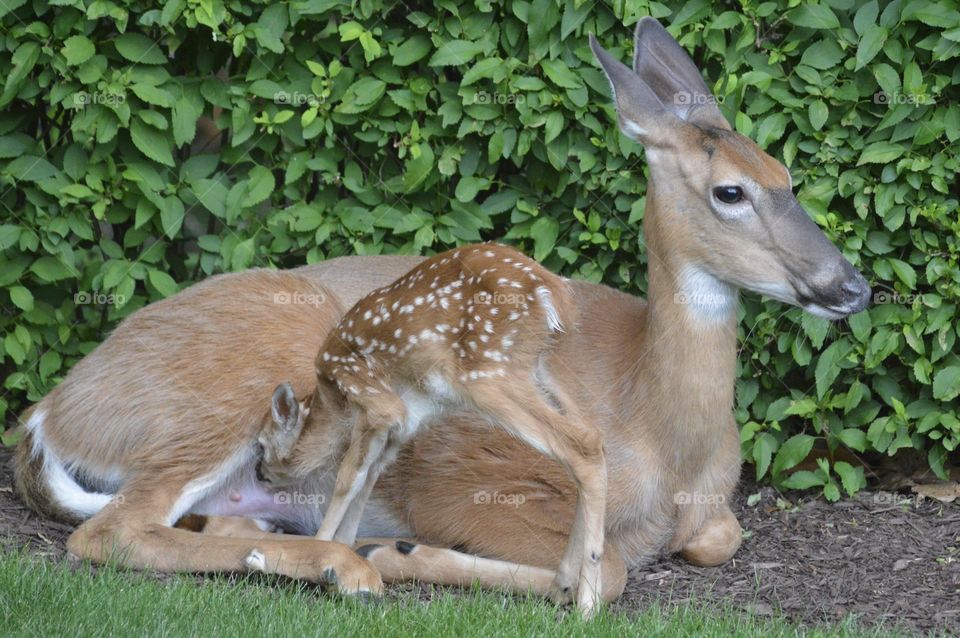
[841,278,867,297]
[837,268,871,312]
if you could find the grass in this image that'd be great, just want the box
[0,551,897,638]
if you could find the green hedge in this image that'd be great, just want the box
[0,0,957,497]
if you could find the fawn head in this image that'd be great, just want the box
[255,380,347,485]
[590,19,870,319]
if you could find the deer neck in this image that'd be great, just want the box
[620,188,739,451]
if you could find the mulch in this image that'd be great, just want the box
[1,447,957,635]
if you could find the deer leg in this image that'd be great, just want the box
[66,481,382,596]
[315,413,390,542]
[468,379,607,617]
[352,538,626,603]
[333,435,403,546]
[676,505,742,566]
[192,516,278,539]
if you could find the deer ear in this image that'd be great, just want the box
[590,33,677,146]
[271,382,300,433]
[631,18,730,130]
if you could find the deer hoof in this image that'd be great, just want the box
[244,549,267,572]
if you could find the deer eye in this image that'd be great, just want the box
[712,186,744,204]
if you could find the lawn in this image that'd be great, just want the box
[0,552,899,638]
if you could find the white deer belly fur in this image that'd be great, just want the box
[394,372,457,440]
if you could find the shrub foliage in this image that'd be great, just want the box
[0,0,958,495]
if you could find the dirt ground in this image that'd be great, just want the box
[1,447,957,635]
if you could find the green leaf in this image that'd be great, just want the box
[231,237,256,271]
[540,59,583,89]
[39,351,61,380]
[853,0,879,35]
[800,39,844,70]
[833,461,866,496]
[785,397,818,417]
[857,142,904,165]
[809,99,828,130]
[402,143,434,193]
[837,428,868,452]
[131,83,173,107]
[815,341,847,399]
[4,156,58,181]
[114,33,167,65]
[791,4,840,29]
[847,310,873,343]
[780,470,825,490]
[428,40,483,66]
[9,285,33,311]
[160,197,184,239]
[393,34,431,66]
[801,313,830,348]
[855,25,887,70]
[932,366,960,401]
[244,166,275,207]
[337,77,386,114]
[191,179,228,218]
[3,333,25,365]
[530,216,559,261]
[756,114,786,148]
[172,97,202,147]
[822,482,841,501]
[888,258,916,289]
[753,433,777,480]
[772,434,815,475]
[62,35,95,66]
[454,176,488,203]
[30,256,75,282]
[138,110,168,130]
[130,120,174,166]
[148,270,179,297]
[541,112,564,145]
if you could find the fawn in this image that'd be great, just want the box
[254,243,608,612]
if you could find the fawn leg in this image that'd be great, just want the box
[315,415,389,542]
[333,435,404,546]
[468,379,607,617]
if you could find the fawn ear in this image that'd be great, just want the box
[271,382,300,433]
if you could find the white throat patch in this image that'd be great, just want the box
[675,267,737,322]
